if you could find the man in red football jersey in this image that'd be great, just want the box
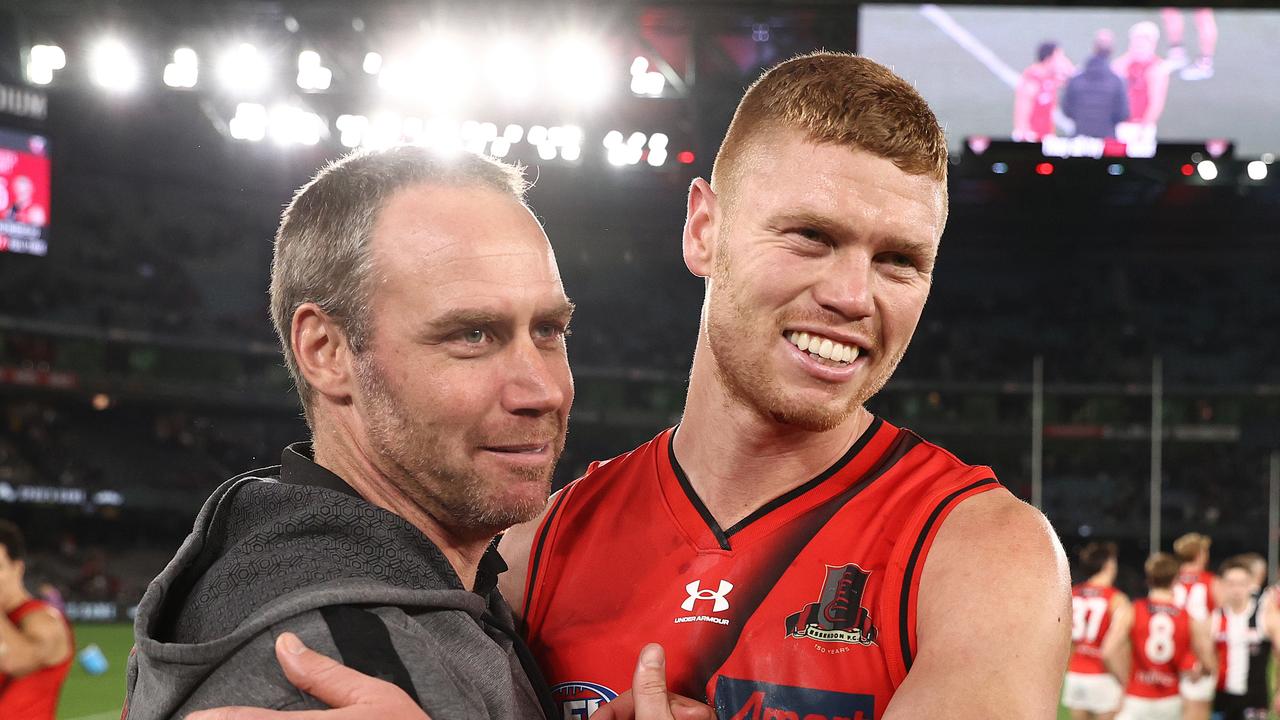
[1112,21,1171,151]
[1104,553,1215,720]
[196,52,1071,720]
[1172,533,1219,719]
[1065,542,1131,720]
[1013,41,1075,142]
[0,520,75,720]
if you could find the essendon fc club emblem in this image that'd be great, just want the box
[785,564,878,646]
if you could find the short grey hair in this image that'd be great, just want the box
[269,145,529,426]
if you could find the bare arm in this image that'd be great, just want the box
[0,605,71,677]
[1188,617,1216,676]
[882,492,1071,719]
[1012,72,1037,138]
[1142,66,1170,125]
[1101,600,1134,684]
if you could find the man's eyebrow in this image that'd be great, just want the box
[421,309,505,333]
[772,210,935,257]
[540,299,576,321]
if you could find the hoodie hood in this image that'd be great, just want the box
[128,456,490,716]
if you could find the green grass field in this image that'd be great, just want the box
[48,621,1080,719]
[59,623,133,720]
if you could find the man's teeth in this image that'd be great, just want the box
[786,331,860,364]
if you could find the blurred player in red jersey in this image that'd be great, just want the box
[1104,553,1216,720]
[1065,542,1130,720]
[1209,557,1271,720]
[202,52,1073,720]
[1160,8,1217,81]
[1172,533,1219,718]
[1013,41,1075,142]
[0,520,74,720]
[1112,21,1171,151]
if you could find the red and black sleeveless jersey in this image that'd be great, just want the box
[1126,598,1191,699]
[522,417,1005,719]
[1069,584,1118,674]
[0,599,73,720]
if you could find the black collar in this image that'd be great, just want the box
[277,442,505,597]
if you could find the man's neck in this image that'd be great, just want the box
[674,347,873,531]
[1150,589,1174,602]
[1086,572,1112,587]
[0,587,31,614]
[311,424,492,591]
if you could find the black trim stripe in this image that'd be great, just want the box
[522,487,572,629]
[320,605,421,705]
[667,417,886,551]
[898,477,999,672]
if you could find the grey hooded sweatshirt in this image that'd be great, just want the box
[125,443,553,719]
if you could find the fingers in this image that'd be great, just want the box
[186,708,360,720]
[272,633,411,709]
[630,644,676,720]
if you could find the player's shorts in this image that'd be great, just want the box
[1179,673,1215,702]
[1116,695,1182,720]
[1062,672,1123,713]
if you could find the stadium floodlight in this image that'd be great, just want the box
[647,148,667,167]
[217,43,269,95]
[489,139,512,158]
[602,130,623,148]
[486,37,537,104]
[502,124,524,144]
[561,144,582,162]
[268,105,324,146]
[1246,161,1268,181]
[648,133,669,151]
[297,50,332,91]
[89,39,141,92]
[991,162,1009,175]
[1263,153,1276,165]
[629,56,665,97]
[362,52,382,75]
[528,125,548,146]
[228,103,267,141]
[163,47,199,88]
[366,111,403,149]
[1196,160,1218,181]
[26,44,66,85]
[336,114,368,148]
[546,34,612,108]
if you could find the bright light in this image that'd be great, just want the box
[528,125,548,145]
[362,52,382,75]
[1034,162,1054,176]
[486,38,537,103]
[163,47,199,88]
[89,39,141,92]
[602,130,623,148]
[268,105,325,146]
[229,103,267,141]
[648,133,669,150]
[537,143,557,161]
[1107,163,1124,176]
[336,114,368,148]
[1196,160,1218,181]
[629,56,665,97]
[677,150,696,164]
[218,43,269,95]
[561,144,581,162]
[378,34,472,110]
[297,50,332,91]
[502,124,524,143]
[26,44,66,85]
[647,148,667,167]
[991,162,1009,175]
[366,111,403,149]
[490,139,512,158]
[1263,153,1276,165]
[547,35,612,108]
[1247,160,1268,181]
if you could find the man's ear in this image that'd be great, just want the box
[291,303,357,403]
[682,178,720,279]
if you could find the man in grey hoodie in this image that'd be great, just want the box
[124,146,575,719]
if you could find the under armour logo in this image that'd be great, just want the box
[682,580,734,613]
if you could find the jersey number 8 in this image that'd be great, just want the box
[1144,613,1176,664]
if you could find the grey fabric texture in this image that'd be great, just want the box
[125,467,545,719]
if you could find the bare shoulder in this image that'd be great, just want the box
[497,486,567,619]
[886,491,1071,718]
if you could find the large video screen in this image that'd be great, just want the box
[859,5,1280,156]
[0,128,51,257]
